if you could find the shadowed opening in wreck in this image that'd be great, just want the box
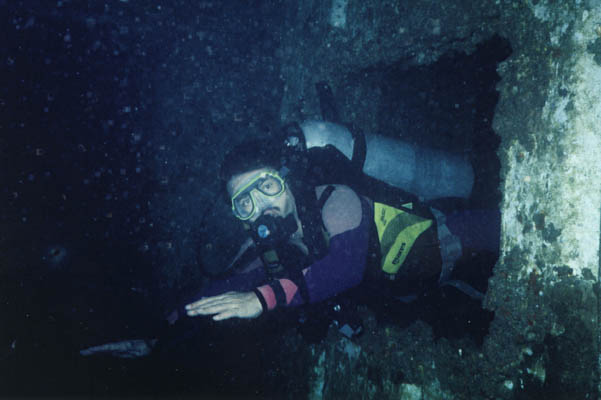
[346,34,513,345]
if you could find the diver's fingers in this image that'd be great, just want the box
[185,297,210,311]
[186,298,237,317]
[187,291,262,320]
[185,292,236,311]
[212,310,237,321]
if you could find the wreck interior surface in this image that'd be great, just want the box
[2,0,601,399]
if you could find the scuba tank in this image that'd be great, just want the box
[290,120,474,201]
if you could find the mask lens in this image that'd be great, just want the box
[231,172,285,220]
[257,175,283,196]
[233,192,254,220]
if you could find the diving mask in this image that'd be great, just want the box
[231,171,286,220]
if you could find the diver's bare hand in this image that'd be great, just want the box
[185,291,262,321]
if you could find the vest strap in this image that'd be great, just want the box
[316,185,336,210]
[429,207,463,283]
[349,124,367,172]
[270,281,287,307]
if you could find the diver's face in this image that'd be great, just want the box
[227,167,296,223]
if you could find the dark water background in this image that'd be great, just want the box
[1,1,284,397]
[1,1,508,398]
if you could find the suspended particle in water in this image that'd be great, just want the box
[42,244,68,269]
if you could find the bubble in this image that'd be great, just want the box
[86,17,96,29]
[43,245,68,269]
[24,17,35,29]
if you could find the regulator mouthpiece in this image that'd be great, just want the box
[257,224,271,239]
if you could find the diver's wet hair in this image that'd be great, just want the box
[219,138,283,184]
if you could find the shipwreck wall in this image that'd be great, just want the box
[488,0,601,396]
[276,0,601,398]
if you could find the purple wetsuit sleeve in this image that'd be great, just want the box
[303,210,371,303]
[256,197,372,309]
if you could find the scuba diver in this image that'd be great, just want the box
[80,84,499,358]
[80,120,500,358]
[176,120,500,326]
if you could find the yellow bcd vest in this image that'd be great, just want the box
[374,202,433,275]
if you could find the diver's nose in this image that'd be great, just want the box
[252,191,274,216]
